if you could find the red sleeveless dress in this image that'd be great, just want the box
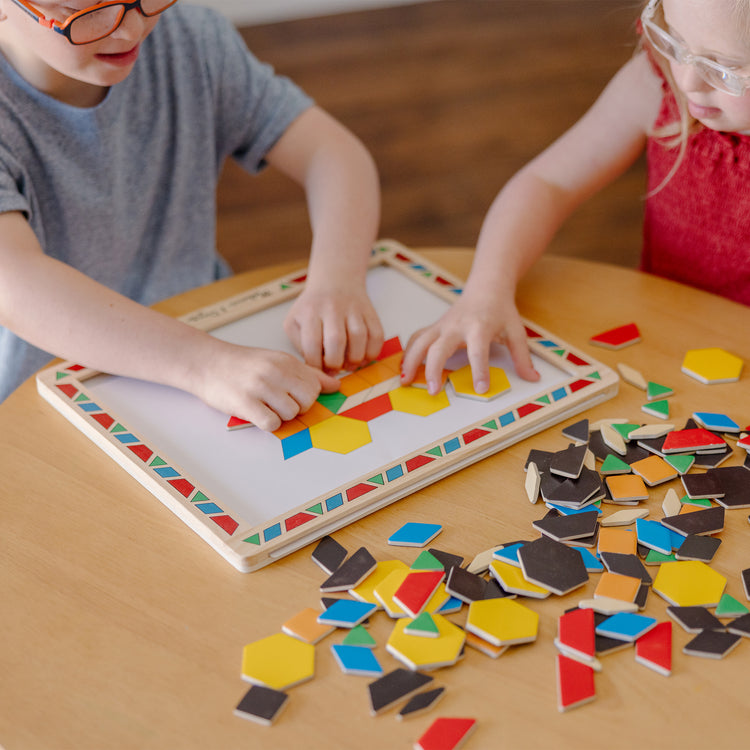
[642,87,750,306]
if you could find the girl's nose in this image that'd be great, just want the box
[672,60,711,94]
[109,6,146,42]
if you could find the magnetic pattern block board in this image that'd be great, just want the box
[36,241,618,572]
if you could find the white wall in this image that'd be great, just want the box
[189,0,432,26]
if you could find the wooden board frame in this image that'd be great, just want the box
[36,240,618,572]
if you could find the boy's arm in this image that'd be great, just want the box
[401,52,664,394]
[265,105,384,371]
[0,211,338,431]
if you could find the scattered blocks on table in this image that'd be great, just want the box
[550,443,588,479]
[600,454,631,476]
[727,613,750,637]
[489,559,549,598]
[234,684,289,726]
[715,593,749,618]
[617,363,648,390]
[412,550,445,571]
[330,643,383,677]
[600,551,652,586]
[674,533,722,563]
[646,381,673,401]
[578,596,638,615]
[350,559,409,607]
[590,322,641,349]
[388,522,443,548]
[598,527,638,555]
[562,418,590,445]
[393,570,446,618]
[525,461,541,504]
[556,653,596,712]
[661,505,725,537]
[532,510,599,543]
[653,561,727,607]
[636,518,673,555]
[601,423,628,455]
[634,620,672,676]
[681,347,743,384]
[404,611,441,638]
[342,624,377,648]
[414,717,477,750]
[630,455,677,486]
[606,474,649,503]
[445,565,488,604]
[556,607,596,663]
[663,428,727,454]
[594,572,641,603]
[693,411,740,433]
[241,633,315,690]
[642,399,670,420]
[601,507,649,527]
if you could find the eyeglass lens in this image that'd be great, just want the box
[69,0,175,44]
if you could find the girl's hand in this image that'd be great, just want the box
[192,341,340,432]
[400,295,539,395]
[284,285,384,372]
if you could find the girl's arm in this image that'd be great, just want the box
[401,52,664,394]
[266,105,385,372]
[0,211,339,431]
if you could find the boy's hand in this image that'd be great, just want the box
[193,342,340,432]
[284,285,384,372]
[400,296,539,395]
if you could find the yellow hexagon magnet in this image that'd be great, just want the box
[386,613,465,669]
[448,364,511,401]
[241,632,315,689]
[309,415,372,453]
[652,560,727,607]
[681,347,743,384]
[466,598,539,646]
[389,386,450,416]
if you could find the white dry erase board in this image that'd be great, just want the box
[37,241,618,572]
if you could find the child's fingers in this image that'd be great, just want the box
[465,336,492,394]
[504,321,540,382]
[362,308,385,362]
[321,315,347,371]
[342,312,368,366]
[401,327,436,384]
[297,316,325,370]
[423,336,458,395]
[245,402,283,433]
[318,370,342,393]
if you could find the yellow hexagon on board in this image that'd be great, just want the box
[681,348,743,384]
[449,364,511,401]
[241,632,315,689]
[652,560,727,607]
[386,613,465,669]
[309,415,372,454]
[389,386,450,417]
[466,598,539,646]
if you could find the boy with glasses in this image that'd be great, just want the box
[401,0,750,397]
[0,0,383,431]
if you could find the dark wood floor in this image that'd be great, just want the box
[217,0,646,274]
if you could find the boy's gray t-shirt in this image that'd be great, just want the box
[0,4,313,401]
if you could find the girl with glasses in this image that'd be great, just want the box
[0,1,384,430]
[401,0,750,397]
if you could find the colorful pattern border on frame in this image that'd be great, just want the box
[36,241,617,572]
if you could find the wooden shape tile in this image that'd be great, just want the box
[281,607,335,644]
[711,466,750,509]
[681,473,725,500]
[653,561,727,607]
[683,629,742,659]
[342,624,377,648]
[693,411,740,433]
[715,593,749,618]
[743,568,750,601]
[445,565,487,604]
[320,547,377,592]
[617,362,648,390]
[600,551,652,586]
[241,633,315,690]
[488,559,550,598]
[642,399,670,420]
[428,548,465,571]
[579,596,638,615]
[594,571,641,603]
[467,546,504,575]
[449,363,511,401]
[330,643,383,676]
[233,685,289,726]
[600,454,631,476]
[412,550,446,571]
[597,527,638,555]
[466,598,539,646]
[606,474,649,503]
[634,620,672,676]
[367,668,433,715]
[525,461,541,504]
[662,488,683,517]
[404,611,441,638]
[393,570,445,618]
[601,423,628,455]
[562,418,589,445]
[556,607,596,662]
[601,507,649,527]
[646,381,674,401]
[556,653,595,712]
[550,443,588,479]
[630,455,677,486]
[414,717,477,750]
[349,559,409,607]
[674,533,722,563]
[465,630,509,658]
[595,612,657,642]
[681,347,743,384]
[590,322,640,349]
[727,612,750,637]
[317,599,378,628]
[386,613,465,670]
[397,687,446,720]
[663,428,726,454]
[636,518,673,555]
[312,535,348,575]
[532,509,599,542]
[517,535,589,596]
[661,506,725,537]
[388,522,443,547]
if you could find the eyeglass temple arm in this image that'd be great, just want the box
[14,1,55,27]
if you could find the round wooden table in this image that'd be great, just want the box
[1,249,749,749]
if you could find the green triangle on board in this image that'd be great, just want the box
[426,446,443,457]
[243,533,261,546]
[367,474,385,485]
